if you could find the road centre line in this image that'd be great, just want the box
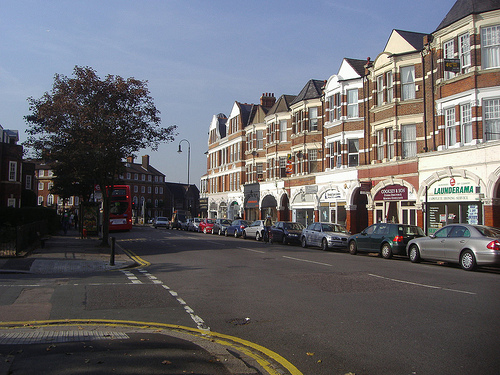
[282,256,333,267]
[368,273,476,295]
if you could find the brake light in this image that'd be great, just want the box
[240,225,245,229]
[486,240,500,250]
[393,235,404,243]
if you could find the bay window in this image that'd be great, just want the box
[460,103,472,144]
[481,25,500,69]
[484,98,500,141]
[347,89,358,118]
[402,124,417,158]
[401,66,415,100]
[347,139,359,167]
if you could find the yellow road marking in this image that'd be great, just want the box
[0,319,303,375]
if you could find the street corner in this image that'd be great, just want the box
[0,320,303,375]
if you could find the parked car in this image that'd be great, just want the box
[348,223,425,258]
[301,222,350,250]
[188,218,202,232]
[199,218,215,234]
[153,217,169,229]
[225,220,249,237]
[269,221,305,245]
[181,218,192,231]
[407,224,500,271]
[242,220,267,241]
[212,219,232,235]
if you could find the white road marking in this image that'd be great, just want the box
[237,247,265,254]
[368,273,476,295]
[120,269,210,331]
[282,256,333,267]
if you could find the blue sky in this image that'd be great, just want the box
[1,0,456,186]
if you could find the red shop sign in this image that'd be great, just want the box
[374,184,408,201]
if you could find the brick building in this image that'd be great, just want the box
[0,125,36,208]
[202,0,500,233]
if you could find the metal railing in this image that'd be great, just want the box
[0,221,48,257]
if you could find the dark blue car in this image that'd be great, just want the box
[225,220,249,238]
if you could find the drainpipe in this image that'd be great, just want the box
[421,47,428,152]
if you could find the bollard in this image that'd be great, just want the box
[110,236,115,266]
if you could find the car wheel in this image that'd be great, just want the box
[460,250,476,271]
[301,237,307,248]
[203,228,207,234]
[219,229,223,236]
[321,238,329,251]
[381,243,393,259]
[349,240,357,255]
[282,235,288,245]
[242,230,247,239]
[256,232,261,241]
[409,245,420,263]
[234,230,239,238]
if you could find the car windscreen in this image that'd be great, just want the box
[221,220,231,225]
[284,223,304,230]
[323,224,347,233]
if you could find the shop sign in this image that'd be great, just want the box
[428,177,479,202]
[374,185,408,201]
[322,190,343,201]
[305,185,318,194]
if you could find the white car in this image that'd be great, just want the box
[242,220,267,241]
[153,217,169,229]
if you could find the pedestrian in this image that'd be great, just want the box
[264,215,272,243]
[62,211,70,235]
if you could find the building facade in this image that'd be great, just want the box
[203,0,500,233]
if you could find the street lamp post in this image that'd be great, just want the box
[177,139,191,185]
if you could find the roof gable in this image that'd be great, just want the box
[436,0,500,31]
[384,29,426,55]
[290,79,325,105]
[338,58,366,80]
[268,94,296,115]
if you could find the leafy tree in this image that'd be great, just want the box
[24,66,177,245]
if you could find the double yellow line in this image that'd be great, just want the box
[0,320,303,375]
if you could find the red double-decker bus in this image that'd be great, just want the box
[108,185,132,231]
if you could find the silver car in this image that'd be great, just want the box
[188,218,202,232]
[242,220,267,241]
[301,222,350,250]
[407,224,500,271]
[153,217,169,229]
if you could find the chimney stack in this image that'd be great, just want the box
[142,155,150,170]
[260,92,276,107]
[126,156,135,164]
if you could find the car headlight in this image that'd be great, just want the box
[289,233,298,237]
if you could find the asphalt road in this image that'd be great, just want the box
[1,226,499,375]
[112,226,500,375]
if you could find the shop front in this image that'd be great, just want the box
[372,182,418,225]
[318,187,347,226]
[261,194,277,221]
[244,183,260,222]
[228,201,241,220]
[425,176,482,234]
[291,186,317,227]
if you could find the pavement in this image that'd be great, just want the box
[0,229,291,375]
